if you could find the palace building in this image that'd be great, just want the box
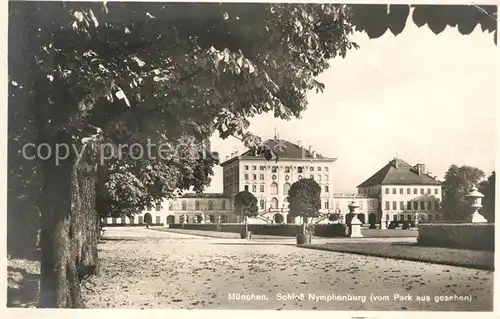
[103,138,442,226]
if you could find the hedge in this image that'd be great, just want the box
[418,223,494,251]
[102,223,164,227]
[169,223,348,237]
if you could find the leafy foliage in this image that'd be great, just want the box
[350,4,497,44]
[442,165,485,221]
[287,178,322,219]
[9,2,358,218]
[479,171,495,222]
[234,191,259,218]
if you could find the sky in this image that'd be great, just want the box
[206,12,497,193]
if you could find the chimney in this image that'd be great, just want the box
[393,158,399,169]
[230,152,235,158]
[234,151,239,157]
[312,150,317,159]
[416,163,426,175]
[298,140,302,147]
[225,156,229,161]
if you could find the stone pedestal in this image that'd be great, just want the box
[380,220,387,230]
[465,186,487,223]
[347,200,363,238]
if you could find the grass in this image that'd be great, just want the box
[300,242,494,271]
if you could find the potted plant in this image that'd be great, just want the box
[287,178,321,245]
[234,190,259,239]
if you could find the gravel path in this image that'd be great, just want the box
[83,227,493,311]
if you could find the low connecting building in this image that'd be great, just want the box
[103,139,442,226]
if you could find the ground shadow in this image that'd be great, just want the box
[210,242,297,246]
[7,266,40,308]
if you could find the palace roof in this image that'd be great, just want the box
[357,158,441,188]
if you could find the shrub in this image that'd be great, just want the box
[418,223,494,251]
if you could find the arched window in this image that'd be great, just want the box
[270,198,279,209]
[271,182,278,195]
[208,200,214,210]
[283,183,291,196]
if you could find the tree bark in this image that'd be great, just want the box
[38,142,98,308]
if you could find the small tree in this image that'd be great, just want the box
[287,179,321,236]
[234,191,259,234]
[479,171,495,222]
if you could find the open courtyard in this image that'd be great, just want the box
[79,227,493,311]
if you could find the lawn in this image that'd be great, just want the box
[300,242,494,271]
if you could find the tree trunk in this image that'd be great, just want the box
[38,143,97,308]
[245,216,248,233]
[302,216,307,235]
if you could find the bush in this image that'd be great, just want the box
[169,223,347,237]
[402,221,411,230]
[418,223,494,251]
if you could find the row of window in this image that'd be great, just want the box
[243,173,329,181]
[384,200,439,211]
[257,198,332,210]
[244,183,329,194]
[243,165,329,173]
[148,201,229,211]
[384,187,439,195]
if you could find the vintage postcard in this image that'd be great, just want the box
[5,0,497,316]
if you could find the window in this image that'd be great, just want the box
[285,167,290,173]
[324,174,329,181]
[260,174,264,180]
[392,201,397,210]
[260,166,265,171]
[245,165,249,170]
[392,215,397,221]
[298,175,302,180]
[253,174,257,180]
[435,201,440,210]
[283,183,291,195]
[360,201,364,210]
[272,174,277,180]
[385,201,390,210]
[169,202,174,210]
[252,166,256,170]
[260,185,264,193]
[310,167,314,171]
[427,201,432,210]
[420,201,424,210]
[147,206,152,211]
[325,186,329,193]
[208,201,214,210]
[298,167,303,173]
[434,188,439,195]
[407,188,411,194]
[413,201,418,210]
[244,174,249,180]
[400,188,404,194]
[420,189,424,195]
[244,185,249,191]
[414,188,418,194]
[317,175,321,181]
[195,201,200,210]
[435,214,440,221]
[310,175,314,179]
[251,185,256,192]
[182,201,187,210]
[259,199,265,209]
[385,188,390,194]
[407,214,412,221]
[317,167,322,171]
[221,201,226,210]
[407,201,412,210]
[324,167,328,171]
[156,203,161,211]
[392,188,396,194]
[272,166,277,173]
[324,201,329,209]
[427,188,431,194]
[400,201,405,210]
[271,183,278,195]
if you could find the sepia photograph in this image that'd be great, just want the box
[6,0,497,314]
